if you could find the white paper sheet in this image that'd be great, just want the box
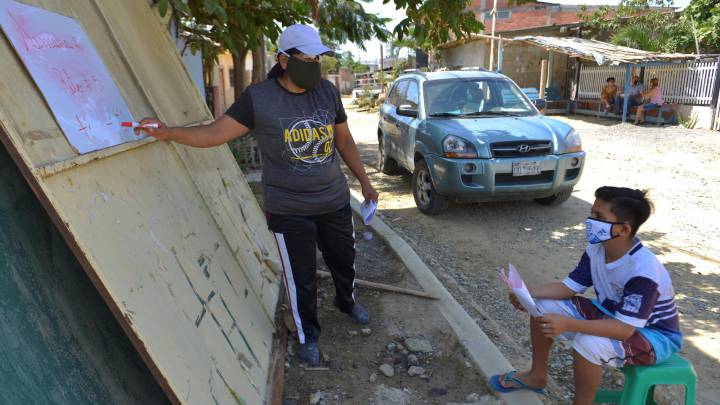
[359,200,377,225]
[499,263,542,317]
[0,0,143,154]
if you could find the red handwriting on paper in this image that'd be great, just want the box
[80,73,103,92]
[51,67,84,96]
[7,9,85,53]
[75,114,91,136]
[103,111,114,127]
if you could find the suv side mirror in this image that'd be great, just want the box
[397,104,418,118]
[534,98,546,110]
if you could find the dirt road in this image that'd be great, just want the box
[249,184,492,405]
[344,105,720,404]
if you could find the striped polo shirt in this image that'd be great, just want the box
[563,239,683,362]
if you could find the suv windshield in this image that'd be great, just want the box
[424,78,536,117]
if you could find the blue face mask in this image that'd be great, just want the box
[585,217,622,244]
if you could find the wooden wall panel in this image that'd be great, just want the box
[0,143,169,405]
[0,1,281,404]
[43,142,273,404]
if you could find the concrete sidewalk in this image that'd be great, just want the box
[349,190,543,405]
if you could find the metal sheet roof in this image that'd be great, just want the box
[512,35,708,65]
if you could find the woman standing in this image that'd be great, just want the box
[135,24,379,366]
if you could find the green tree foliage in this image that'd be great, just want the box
[316,0,392,49]
[158,0,310,97]
[159,0,309,56]
[391,0,483,50]
[684,0,720,53]
[339,51,370,73]
[157,0,485,97]
[580,0,718,53]
[320,55,340,75]
[159,0,484,57]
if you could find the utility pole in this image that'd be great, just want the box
[380,44,384,92]
[690,14,701,54]
[539,59,548,100]
[488,0,498,71]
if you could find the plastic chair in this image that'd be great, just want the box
[594,354,696,404]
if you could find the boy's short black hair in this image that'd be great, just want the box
[595,186,654,236]
[607,77,616,82]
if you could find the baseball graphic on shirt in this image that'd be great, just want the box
[280,109,335,168]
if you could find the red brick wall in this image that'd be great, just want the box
[470,2,594,33]
[470,0,524,10]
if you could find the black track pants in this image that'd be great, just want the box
[268,204,356,344]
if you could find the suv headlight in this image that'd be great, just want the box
[564,129,582,153]
[443,135,478,158]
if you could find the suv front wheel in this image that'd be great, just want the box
[412,159,448,215]
[534,187,574,206]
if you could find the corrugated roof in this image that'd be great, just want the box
[512,35,707,65]
[438,33,500,49]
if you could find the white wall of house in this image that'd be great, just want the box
[176,40,205,99]
[676,105,713,129]
[440,41,487,68]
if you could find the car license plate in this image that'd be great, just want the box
[512,161,541,176]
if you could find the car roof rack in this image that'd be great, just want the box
[400,68,427,77]
[460,66,489,71]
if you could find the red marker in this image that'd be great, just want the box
[121,121,159,129]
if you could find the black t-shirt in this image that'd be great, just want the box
[226,78,349,215]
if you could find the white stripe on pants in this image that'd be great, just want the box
[273,233,306,344]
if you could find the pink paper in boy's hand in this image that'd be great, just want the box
[507,263,524,289]
[498,263,524,289]
[498,267,510,287]
[498,263,542,317]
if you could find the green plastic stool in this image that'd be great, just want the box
[594,354,696,404]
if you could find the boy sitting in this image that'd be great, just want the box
[600,78,618,113]
[490,186,683,405]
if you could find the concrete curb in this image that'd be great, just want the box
[350,191,543,405]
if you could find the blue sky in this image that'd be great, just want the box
[338,0,693,62]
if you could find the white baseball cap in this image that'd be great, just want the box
[278,24,333,57]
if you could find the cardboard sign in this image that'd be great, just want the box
[0,0,142,154]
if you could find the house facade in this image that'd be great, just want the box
[439,1,599,98]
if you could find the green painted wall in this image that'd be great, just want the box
[0,145,169,404]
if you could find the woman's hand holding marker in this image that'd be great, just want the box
[131,118,171,141]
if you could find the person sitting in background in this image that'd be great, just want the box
[600,77,618,113]
[615,76,643,114]
[635,78,664,125]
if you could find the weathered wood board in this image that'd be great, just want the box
[0,1,282,404]
[0,144,170,404]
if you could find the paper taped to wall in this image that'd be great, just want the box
[0,0,143,154]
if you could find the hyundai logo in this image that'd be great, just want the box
[516,144,531,153]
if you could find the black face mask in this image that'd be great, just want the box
[286,56,321,91]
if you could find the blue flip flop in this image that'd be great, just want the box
[489,371,545,394]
